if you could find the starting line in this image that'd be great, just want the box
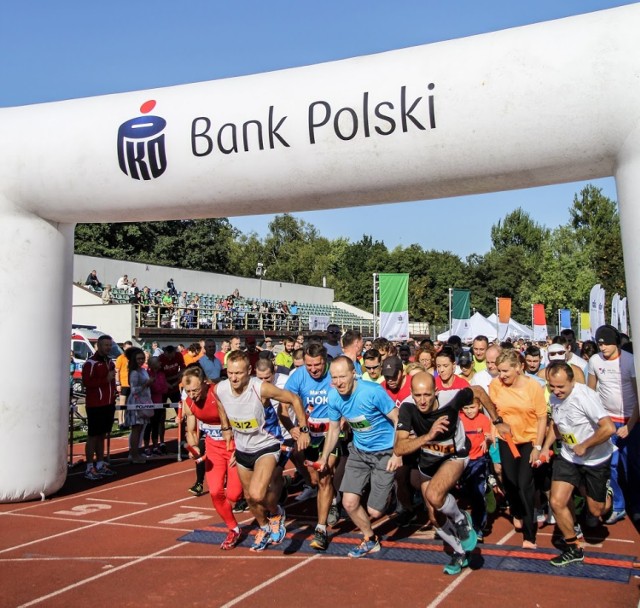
[180,521,637,584]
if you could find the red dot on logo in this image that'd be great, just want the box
[140,100,156,114]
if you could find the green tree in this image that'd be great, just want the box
[570,185,625,300]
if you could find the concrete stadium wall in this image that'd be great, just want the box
[75,254,335,305]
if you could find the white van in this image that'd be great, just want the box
[71,324,123,394]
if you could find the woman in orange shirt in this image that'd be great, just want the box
[489,349,547,549]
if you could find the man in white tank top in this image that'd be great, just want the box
[217,351,309,552]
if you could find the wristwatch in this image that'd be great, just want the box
[534,444,542,451]
[299,426,310,434]
[492,416,504,425]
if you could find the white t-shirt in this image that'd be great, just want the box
[549,382,614,466]
[470,369,494,394]
[567,352,588,375]
[588,351,638,421]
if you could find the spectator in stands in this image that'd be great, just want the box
[116,274,129,289]
[85,269,103,291]
[101,284,113,305]
[178,291,188,309]
[290,301,300,330]
[128,278,139,303]
[323,324,343,359]
[167,278,178,297]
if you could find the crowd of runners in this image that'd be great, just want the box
[80,322,638,574]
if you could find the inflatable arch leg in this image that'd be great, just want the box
[1,5,640,501]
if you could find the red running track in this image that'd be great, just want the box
[1,435,639,608]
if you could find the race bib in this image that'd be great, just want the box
[200,423,223,440]
[421,439,455,458]
[347,415,372,432]
[561,432,578,445]
[308,417,330,437]
[229,418,259,433]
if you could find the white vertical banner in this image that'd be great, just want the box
[620,297,629,334]
[589,283,601,339]
[611,293,620,329]
[598,286,606,328]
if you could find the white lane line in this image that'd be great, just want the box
[0,496,196,555]
[15,542,188,607]
[86,498,147,505]
[0,554,325,563]
[536,531,635,544]
[219,555,319,608]
[426,529,516,608]
[0,468,191,514]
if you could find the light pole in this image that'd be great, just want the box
[256,262,266,330]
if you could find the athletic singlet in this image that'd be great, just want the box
[186,384,226,442]
[397,388,473,469]
[216,377,282,454]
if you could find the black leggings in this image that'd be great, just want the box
[499,441,536,543]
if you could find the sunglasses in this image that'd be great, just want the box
[364,364,381,371]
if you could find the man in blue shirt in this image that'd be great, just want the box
[285,343,336,551]
[199,338,222,381]
[318,356,402,558]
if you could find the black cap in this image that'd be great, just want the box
[595,324,620,346]
[458,352,473,367]
[382,356,403,378]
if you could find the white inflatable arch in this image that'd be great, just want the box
[1,5,640,501]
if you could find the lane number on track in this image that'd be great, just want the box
[159,511,211,524]
[55,503,112,516]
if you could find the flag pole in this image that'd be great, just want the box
[448,288,452,333]
[495,298,499,341]
[531,304,534,334]
[372,273,378,339]
[558,308,561,334]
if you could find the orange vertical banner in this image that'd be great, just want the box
[498,297,511,323]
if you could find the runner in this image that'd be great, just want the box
[394,372,480,575]
[317,356,402,558]
[182,366,244,550]
[217,351,309,551]
[542,362,615,566]
[285,343,337,550]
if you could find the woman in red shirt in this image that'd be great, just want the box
[182,366,243,550]
[435,347,470,392]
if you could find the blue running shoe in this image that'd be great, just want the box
[269,508,286,544]
[348,535,381,558]
[443,552,468,575]
[455,510,478,553]
[250,527,272,552]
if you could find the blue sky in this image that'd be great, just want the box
[0,1,628,258]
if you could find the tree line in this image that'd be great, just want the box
[75,185,625,327]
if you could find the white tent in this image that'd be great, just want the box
[437,312,500,342]
[487,313,533,340]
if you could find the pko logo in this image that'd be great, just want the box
[117,100,167,180]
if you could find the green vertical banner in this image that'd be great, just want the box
[379,273,409,341]
[451,288,471,337]
[452,289,471,320]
